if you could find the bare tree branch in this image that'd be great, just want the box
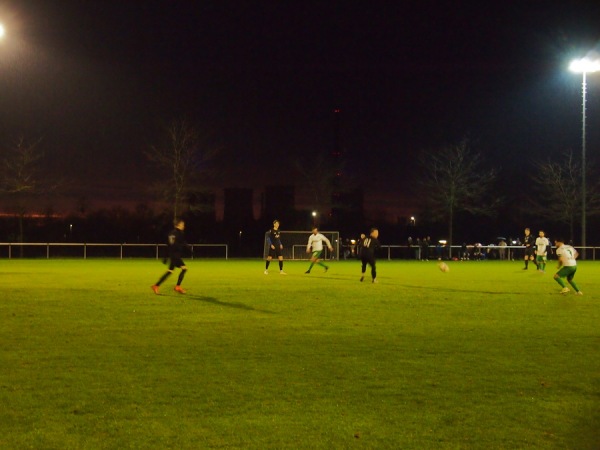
[418,138,500,247]
[145,119,219,220]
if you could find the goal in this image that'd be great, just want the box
[263,230,340,260]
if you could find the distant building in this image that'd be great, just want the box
[223,188,254,227]
[262,185,295,224]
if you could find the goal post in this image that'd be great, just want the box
[263,230,340,260]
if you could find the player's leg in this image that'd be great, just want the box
[278,255,285,274]
[306,252,318,273]
[360,258,367,281]
[553,268,569,293]
[553,273,565,287]
[265,255,272,274]
[370,258,377,282]
[316,254,329,271]
[152,268,173,294]
[177,266,187,286]
[173,260,187,293]
[566,269,581,294]
[155,270,172,286]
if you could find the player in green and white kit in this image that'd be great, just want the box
[305,227,333,273]
[553,238,582,295]
[535,230,549,272]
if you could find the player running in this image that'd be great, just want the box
[535,230,549,273]
[265,219,286,275]
[305,227,333,273]
[553,238,583,295]
[151,218,189,294]
[360,228,381,283]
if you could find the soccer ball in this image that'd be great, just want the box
[438,262,450,272]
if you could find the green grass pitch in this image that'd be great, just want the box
[1,259,599,449]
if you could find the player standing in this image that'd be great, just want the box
[360,228,381,283]
[522,227,536,270]
[535,230,550,273]
[305,227,333,273]
[265,219,286,275]
[553,237,583,295]
[151,218,189,294]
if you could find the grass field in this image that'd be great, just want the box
[1,258,599,449]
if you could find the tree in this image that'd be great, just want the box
[530,150,600,243]
[145,119,218,220]
[0,136,47,244]
[418,138,499,250]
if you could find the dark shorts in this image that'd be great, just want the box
[169,257,185,270]
[268,246,283,258]
[524,247,535,257]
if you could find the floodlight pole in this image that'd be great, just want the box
[570,57,600,259]
[580,71,587,260]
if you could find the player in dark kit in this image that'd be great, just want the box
[151,219,190,294]
[265,219,286,274]
[360,228,381,283]
[522,227,536,270]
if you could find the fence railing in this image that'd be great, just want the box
[375,245,599,261]
[0,243,229,259]
[2,243,598,261]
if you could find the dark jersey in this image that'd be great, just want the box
[266,228,282,248]
[167,227,188,258]
[360,236,381,259]
[523,233,535,256]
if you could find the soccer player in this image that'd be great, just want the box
[553,237,583,295]
[151,218,189,294]
[305,227,333,273]
[360,228,381,283]
[522,227,536,270]
[535,230,549,272]
[265,219,286,275]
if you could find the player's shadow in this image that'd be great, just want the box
[186,295,276,314]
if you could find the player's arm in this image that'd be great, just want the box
[324,236,333,250]
[306,236,312,253]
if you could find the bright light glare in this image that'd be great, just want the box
[569,58,600,73]
[0,24,5,39]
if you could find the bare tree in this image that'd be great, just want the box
[0,136,47,244]
[418,138,499,249]
[530,150,600,243]
[145,119,218,220]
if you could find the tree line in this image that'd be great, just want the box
[2,120,600,250]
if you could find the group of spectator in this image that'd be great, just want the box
[407,236,433,260]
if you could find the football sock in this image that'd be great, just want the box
[555,277,566,288]
[156,272,171,286]
[177,269,187,286]
[568,280,580,292]
[279,261,283,271]
[265,260,270,270]
[307,262,315,271]
[524,260,528,269]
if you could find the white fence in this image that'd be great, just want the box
[376,245,600,261]
[0,243,229,259]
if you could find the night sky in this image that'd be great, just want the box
[1,0,600,220]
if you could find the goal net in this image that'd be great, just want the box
[263,230,340,260]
